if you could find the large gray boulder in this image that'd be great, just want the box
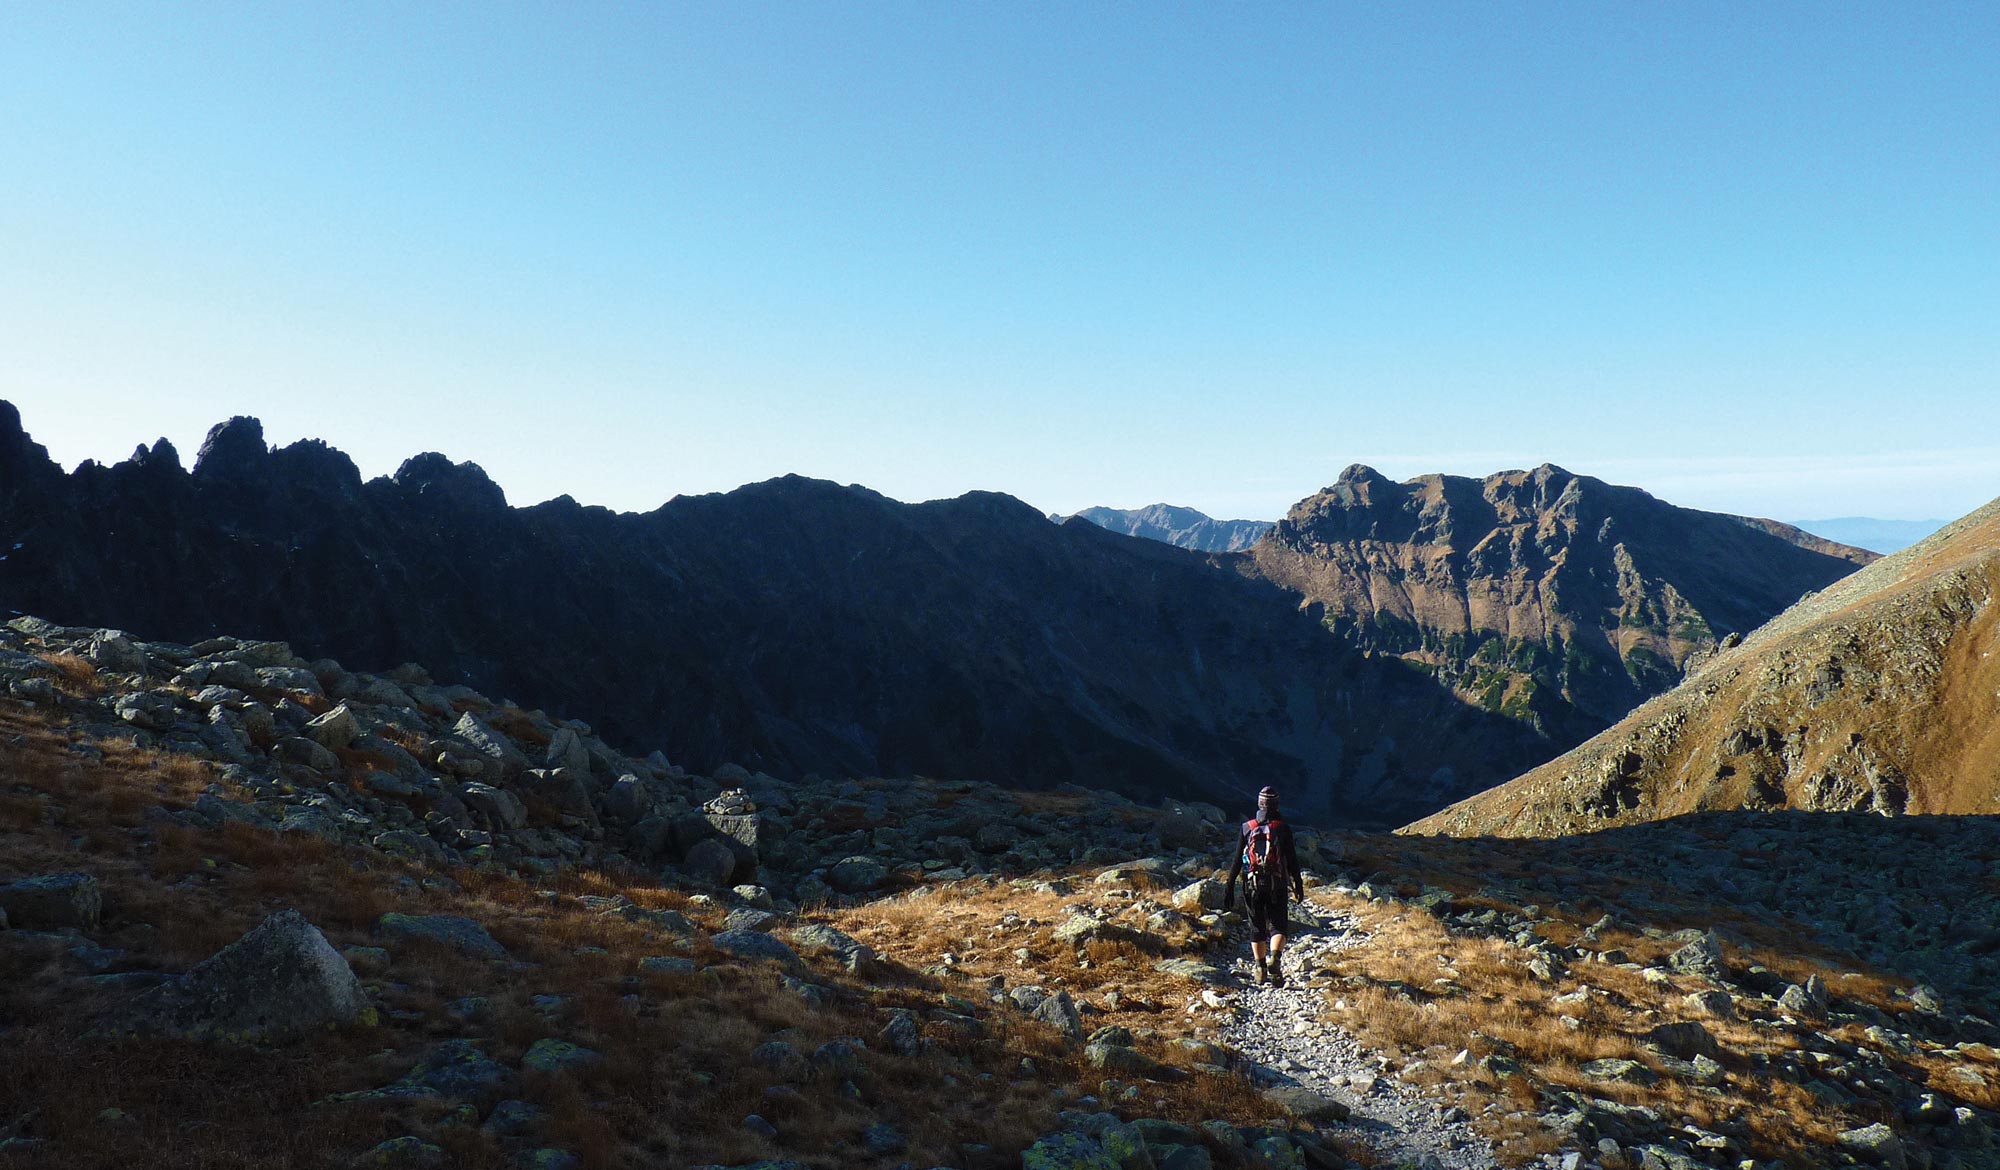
[125,909,371,1042]
[711,929,802,967]
[0,872,102,930]
[826,856,888,894]
[452,712,530,777]
[460,783,527,832]
[1031,989,1084,1039]
[304,703,360,751]
[113,692,178,732]
[545,727,591,776]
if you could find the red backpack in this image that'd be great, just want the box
[1242,817,1286,891]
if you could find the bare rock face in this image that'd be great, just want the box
[125,909,371,1042]
[1245,464,1873,745]
[1408,494,2000,837]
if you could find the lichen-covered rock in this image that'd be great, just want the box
[0,872,102,930]
[1021,1131,1120,1170]
[375,913,510,959]
[711,929,800,968]
[825,856,887,894]
[1031,989,1084,1039]
[125,909,371,1042]
[520,1038,605,1076]
[1260,1084,1350,1123]
[334,1039,517,1108]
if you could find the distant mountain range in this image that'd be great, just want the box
[0,400,1877,825]
[1787,516,1946,554]
[1061,504,1273,552]
[0,403,1547,826]
[1409,491,2000,836]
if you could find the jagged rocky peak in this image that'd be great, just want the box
[1246,462,1875,747]
[192,415,269,479]
[392,451,507,510]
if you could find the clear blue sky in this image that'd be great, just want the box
[3,4,1995,522]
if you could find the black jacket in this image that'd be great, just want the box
[1225,815,1303,903]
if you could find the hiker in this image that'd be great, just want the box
[1224,785,1304,987]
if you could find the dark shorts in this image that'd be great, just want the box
[1247,884,1289,943]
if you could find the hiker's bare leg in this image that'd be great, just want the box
[1251,939,1266,965]
[1268,933,1286,961]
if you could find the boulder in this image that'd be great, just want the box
[826,856,888,894]
[1172,879,1227,914]
[1578,1058,1657,1085]
[335,1039,517,1109]
[1644,1021,1720,1060]
[0,872,102,930]
[1837,1123,1908,1170]
[113,692,177,731]
[273,736,340,774]
[85,630,149,674]
[452,712,529,776]
[125,909,371,1042]
[683,838,740,886]
[545,727,591,775]
[787,923,880,974]
[460,783,528,832]
[520,1039,605,1076]
[1261,1085,1351,1123]
[1031,989,1084,1039]
[1666,931,1726,980]
[375,913,510,959]
[1021,1131,1119,1170]
[711,929,802,967]
[305,703,360,751]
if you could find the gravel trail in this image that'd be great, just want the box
[1217,902,1534,1170]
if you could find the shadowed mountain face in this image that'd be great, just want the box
[1406,494,2000,838]
[0,403,1548,826]
[1067,505,1273,553]
[1235,464,1875,747]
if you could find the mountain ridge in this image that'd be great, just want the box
[1404,491,2000,837]
[1065,504,1274,552]
[0,402,1544,826]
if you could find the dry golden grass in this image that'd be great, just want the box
[1305,880,1943,1165]
[39,651,108,697]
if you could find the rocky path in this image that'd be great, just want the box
[1218,902,1527,1170]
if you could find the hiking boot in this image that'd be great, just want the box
[1269,960,1287,989]
[1253,958,1268,985]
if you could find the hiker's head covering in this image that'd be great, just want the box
[1257,786,1278,818]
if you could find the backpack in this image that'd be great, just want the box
[1242,817,1286,891]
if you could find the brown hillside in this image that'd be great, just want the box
[1404,494,2000,838]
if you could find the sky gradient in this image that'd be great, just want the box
[4,4,1995,522]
